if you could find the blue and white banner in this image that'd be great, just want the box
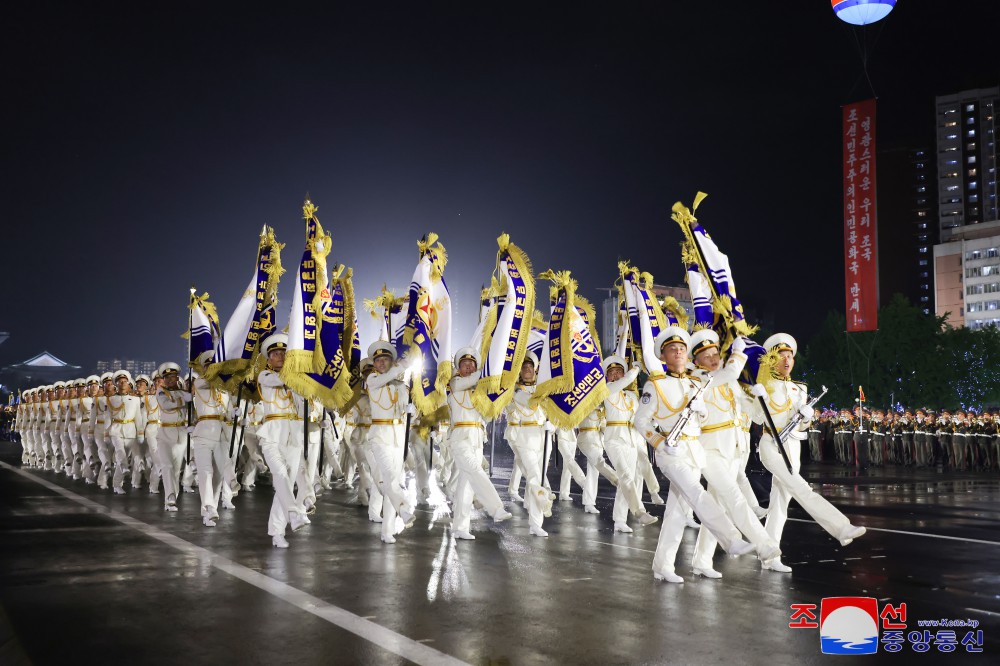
[673,192,761,386]
[402,233,453,415]
[473,234,535,419]
[188,291,220,369]
[281,201,354,410]
[204,225,283,390]
[673,192,754,345]
[532,272,608,428]
[620,265,669,375]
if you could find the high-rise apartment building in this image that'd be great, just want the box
[933,86,1000,327]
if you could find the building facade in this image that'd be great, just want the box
[94,359,159,377]
[933,86,1000,328]
[936,87,998,242]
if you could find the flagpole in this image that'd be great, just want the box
[186,287,195,466]
[228,384,244,458]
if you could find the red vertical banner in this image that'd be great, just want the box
[843,98,879,332]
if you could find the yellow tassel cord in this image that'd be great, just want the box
[755,349,780,391]
[473,234,535,420]
[300,206,333,375]
[661,296,689,330]
[181,291,218,341]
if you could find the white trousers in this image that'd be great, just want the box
[651,445,745,577]
[363,442,384,520]
[735,442,763,512]
[108,435,133,490]
[370,430,411,539]
[450,432,504,532]
[556,435,587,498]
[604,435,646,522]
[692,445,780,569]
[260,437,305,536]
[191,434,231,513]
[759,435,852,543]
[511,432,551,529]
[577,432,618,507]
[636,439,661,496]
[156,427,187,505]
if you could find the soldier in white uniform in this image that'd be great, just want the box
[296,397,332,514]
[504,351,554,537]
[345,358,375,508]
[447,347,513,539]
[634,327,756,583]
[600,356,658,533]
[65,381,83,478]
[155,363,191,511]
[748,333,866,572]
[52,382,68,473]
[237,399,267,490]
[190,366,236,525]
[551,425,587,504]
[687,330,781,578]
[575,406,619,515]
[319,410,346,490]
[137,374,162,494]
[365,341,418,544]
[16,390,33,466]
[95,373,116,488]
[256,334,311,547]
[108,370,141,494]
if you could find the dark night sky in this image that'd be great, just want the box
[3,1,999,371]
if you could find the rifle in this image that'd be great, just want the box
[662,376,714,449]
[777,386,828,444]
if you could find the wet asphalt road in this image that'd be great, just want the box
[1,439,997,665]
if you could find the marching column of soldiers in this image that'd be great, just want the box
[7,331,876,583]
[808,406,1000,472]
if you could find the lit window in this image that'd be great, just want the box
[946,159,958,165]
[946,133,958,139]
[970,194,979,203]
[946,185,960,192]
[917,211,927,218]
[919,247,928,253]
[920,259,928,266]
[917,186,926,193]
[968,129,977,137]
[969,157,977,165]
[966,104,975,112]
[970,181,978,189]
[945,121,958,127]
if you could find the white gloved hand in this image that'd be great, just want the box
[788,429,808,441]
[731,337,747,355]
[654,444,678,470]
[798,404,815,420]
[688,397,707,416]
[231,406,242,420]
[405,403,416,416]
[543,421,556,433]
[240,417,249,427]
[751,383,768,399]
[185,426,195,434]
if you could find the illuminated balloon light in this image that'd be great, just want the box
[832,0,896,26]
